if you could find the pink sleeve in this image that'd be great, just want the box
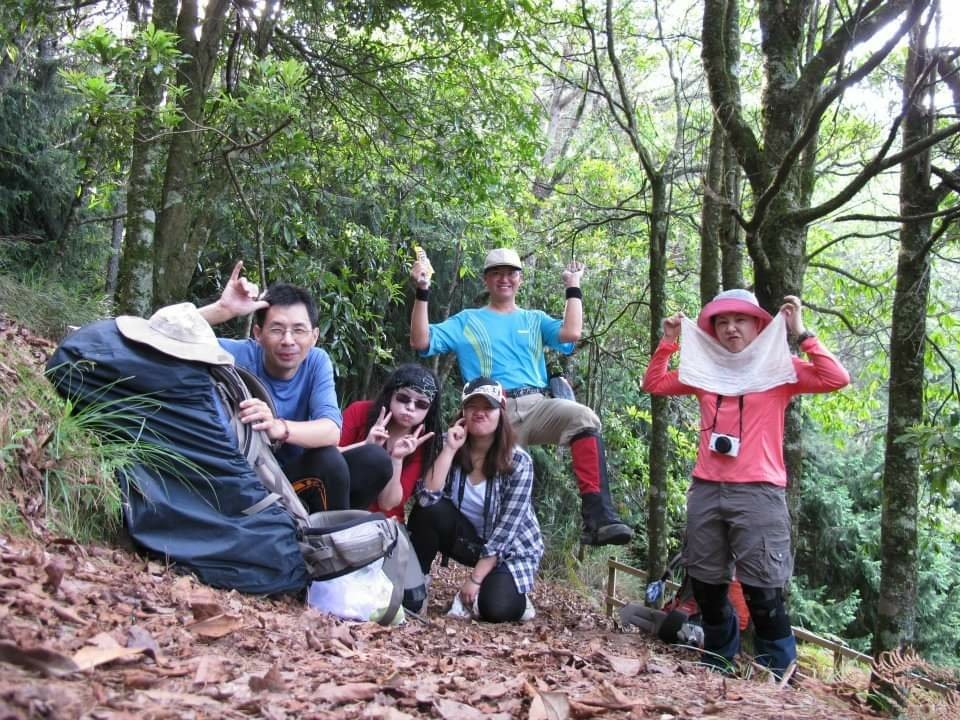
[791,338,851,393]
[642,339,696,396]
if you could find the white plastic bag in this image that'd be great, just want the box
[306,559,404,624]
[446,593,479,619]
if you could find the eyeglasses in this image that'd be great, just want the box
[266,325,313,339]
[393,392,432,410]
[485,268,520,279]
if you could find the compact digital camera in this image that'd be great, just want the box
[708,432,740,457]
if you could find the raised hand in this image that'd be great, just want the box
[662,312,684,341]
[445,417,468,451]
[389,424,436,460]
[366,407,391,446]
[561,260,585,288]
[219,261,269,318]
[779,295,806,336]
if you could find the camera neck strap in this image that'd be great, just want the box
[710,395,744,439]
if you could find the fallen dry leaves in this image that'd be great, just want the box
[0,315,924,718]
[0,533,895,720]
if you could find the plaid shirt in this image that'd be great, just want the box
[418,445,543,593]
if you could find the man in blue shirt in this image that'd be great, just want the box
[201,261,391,512]
[409,248,633,546]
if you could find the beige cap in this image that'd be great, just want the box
[482,248,523,272]
[116,302,234,366]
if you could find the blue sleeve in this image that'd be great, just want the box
[482,449,535,558]
[218,337,253,364]
[421,312,466,358]
[307,349,342,427]
[538,311,575,356]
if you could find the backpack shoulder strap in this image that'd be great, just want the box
[209,364,309,525]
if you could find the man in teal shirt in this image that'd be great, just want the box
[410,248,632,546]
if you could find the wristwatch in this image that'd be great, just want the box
[796,331,815,344]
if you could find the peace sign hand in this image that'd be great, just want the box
[219,261,269,317]
[366,407,391,446]
[389,424,436,460]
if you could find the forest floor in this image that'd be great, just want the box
[0,312,942,719]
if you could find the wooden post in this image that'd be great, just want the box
[605,558,617,617]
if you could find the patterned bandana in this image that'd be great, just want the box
[393,365,438,401]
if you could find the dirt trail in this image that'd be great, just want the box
[0,532,878,720]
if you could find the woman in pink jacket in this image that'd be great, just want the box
[643,289,849,676]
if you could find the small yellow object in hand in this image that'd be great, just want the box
[414,245,434,279]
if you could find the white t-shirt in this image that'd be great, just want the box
[458,478,488,535]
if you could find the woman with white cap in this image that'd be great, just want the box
[406,376,543,622]
[643,290,850,676]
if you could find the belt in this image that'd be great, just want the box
[504,386,547,399]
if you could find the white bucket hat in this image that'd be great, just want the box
[116,302,234,366]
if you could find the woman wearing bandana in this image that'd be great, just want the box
[339,364,443,521]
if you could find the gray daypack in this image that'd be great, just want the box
[211,365,425,625]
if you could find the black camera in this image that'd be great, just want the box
[708,432,740,457]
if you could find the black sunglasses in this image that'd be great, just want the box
[394,392,432,410]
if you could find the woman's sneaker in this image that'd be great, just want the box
[520,595,536,622]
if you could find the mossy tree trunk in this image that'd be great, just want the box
[152,0,231,309]
[875,11,958,664]
[115,0,179,315]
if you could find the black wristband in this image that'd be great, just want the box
[415,287,430,302]
[796,331,815,344]
[565,286,583,300]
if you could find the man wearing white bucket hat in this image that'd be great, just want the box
[643,289,850,676]
[410,247,633,547]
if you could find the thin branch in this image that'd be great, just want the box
[75,212,127,226]
[808,261,892,289]
[804,301,870,336]
[926,336,960,422]
[836,204,960,224]
[791,121,960,226]
[807,228,899,261]
[222,118,292,284]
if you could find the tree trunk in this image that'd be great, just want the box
[105,214,124,298]
[719,135,743,290]
[646,179,670,583]
[153,0,231,308]
[874,19,937,664]
[115,0,179,315]
[700,117,723,304]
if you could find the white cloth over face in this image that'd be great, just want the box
[677,313,797,395]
